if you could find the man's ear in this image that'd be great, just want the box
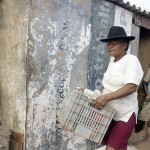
[123,42,128,51]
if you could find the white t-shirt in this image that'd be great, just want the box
[102,53,143,122]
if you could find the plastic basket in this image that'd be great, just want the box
[57,91,115,144]
[0,126,11,150]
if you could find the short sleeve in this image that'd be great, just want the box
[124,56,143,86]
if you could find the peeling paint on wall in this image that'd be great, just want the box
[26,0,91,149]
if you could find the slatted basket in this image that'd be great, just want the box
[57,91,115,144]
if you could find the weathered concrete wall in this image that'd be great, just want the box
[0,0,28,133]
[0,0,142,149]
[130,24,140,57]
[26,0,91,149]
[88,0,115,91]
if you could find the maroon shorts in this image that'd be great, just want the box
[101,113,136,150]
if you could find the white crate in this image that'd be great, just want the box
[57,91,115,144]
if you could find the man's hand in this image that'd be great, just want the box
[91,95,108,109]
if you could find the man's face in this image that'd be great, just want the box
[106,40,127,60]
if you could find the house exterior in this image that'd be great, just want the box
[0,0,150,149]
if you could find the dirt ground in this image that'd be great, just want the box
[134,138,150,150]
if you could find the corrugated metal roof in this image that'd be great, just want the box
[106,0,150,18]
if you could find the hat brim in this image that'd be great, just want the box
[100,36,135,42]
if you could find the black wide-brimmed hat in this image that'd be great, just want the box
[100,26,135,42]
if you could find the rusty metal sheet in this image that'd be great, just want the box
[142,16,150,29]
[133,14,150,30]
